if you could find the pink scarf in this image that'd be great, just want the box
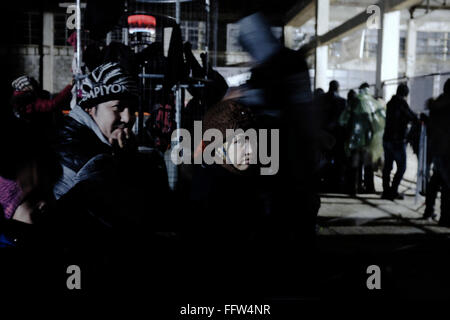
[0,176,23,219]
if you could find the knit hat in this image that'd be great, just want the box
[0,176,23,220]
[201,99,257,174]
[11,75,38,92]
[202,99,256,144]
[79,62,138,109]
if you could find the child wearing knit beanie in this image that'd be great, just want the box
[201,99,257,174]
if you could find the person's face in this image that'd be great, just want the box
[225,133,255,171]
[88,100,135,141]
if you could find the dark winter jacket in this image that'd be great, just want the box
[383,94,417,143]
[53,106,173,230]
[429,93,450,158]
[428,93,450,187]
[321,91,346,133]
[53,105,112,199]
[190,164,265,242]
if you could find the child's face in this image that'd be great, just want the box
[225,133,255,171]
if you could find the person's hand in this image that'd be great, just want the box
[109,127,135,151]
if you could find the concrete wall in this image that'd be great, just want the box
[3,46,41,82]
[5,45,73,94]
[52,46,73,92]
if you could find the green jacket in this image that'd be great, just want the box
[339,89,385,161]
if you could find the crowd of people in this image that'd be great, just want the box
[0,11,449,297]
[316,78,450,226]
[316,81,385,195]
[0,14,320,296]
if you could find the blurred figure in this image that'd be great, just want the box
[382,83,417,200]
[339,87,373,195]
[314,87,334,178]
[314,88,325,101]
[322,80,347,192]
[357,83,385,193]
[347,89,357,101]
[423,79,450,225]
[372,95,387,169]
[419,105,437,219]
[423,165,442,221]
[237,12,320,242]
[325,81,346,117]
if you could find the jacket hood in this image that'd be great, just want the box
[69,105,111,146]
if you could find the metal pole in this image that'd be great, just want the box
[205,0,210,78]
[175,0,181,141]
[375,2,385,99]
[172,0,181,190]
[76,0,82,97]
[139,66,146,143]
[212,0,218,68]
[76,0,81,74]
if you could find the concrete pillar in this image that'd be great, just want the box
[284,26,295,49]
[433,74,441,98]
[42,12,54,92]
[376,9,400,101]
[315,0,329,91]
[443,32,448,62]
[405,19,417,78]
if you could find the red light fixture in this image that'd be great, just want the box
[128,15,156,28]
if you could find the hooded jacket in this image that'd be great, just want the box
[53,104,173,232]
[53,105,112,199]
